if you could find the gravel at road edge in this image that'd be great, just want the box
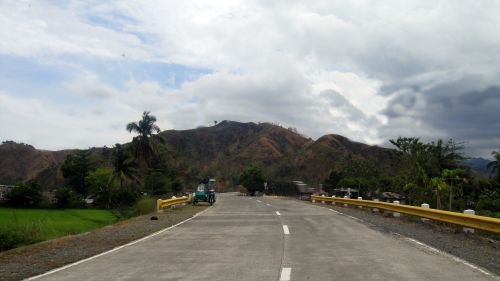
[0,205,208,281]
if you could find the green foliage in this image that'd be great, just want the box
[142,147,182,196]
[0,228,28,251]
[266,181,298,196]
[239,164,266,196]
[6,181,42,208]
[477,188,500,212]
[0,208,117,251]
[134,196,157,215]
[389,137,465,187]
[85,167,116,209]
[112,143,138,189]
[144,170,171,195]
[61,150,97,196]
[55,186,83,208]
[323,170,343,195]
[126,111,161,167]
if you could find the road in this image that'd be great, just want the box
[31,193,496,281]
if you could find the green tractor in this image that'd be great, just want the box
[193,178,216,205]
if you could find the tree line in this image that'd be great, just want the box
[322,137,500,216]
[4,111,182,210]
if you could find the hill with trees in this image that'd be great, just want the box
[0,115,498,217]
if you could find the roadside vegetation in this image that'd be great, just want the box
[239,138,500,218]
[321,139,500,217]
[0,208,116,251]
[0,111,188,251]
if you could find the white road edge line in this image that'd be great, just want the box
[280,267,291,281]
[282,225,290,235]
[403,237,493,277]
[317,205,494,277]
[276,211,281,216]
[25,207,211,280]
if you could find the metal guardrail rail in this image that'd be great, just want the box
[311,195,500,234]
[157,196,190,211]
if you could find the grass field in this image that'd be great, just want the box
[0,208,117,251]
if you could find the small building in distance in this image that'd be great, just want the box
[0,185,15,202]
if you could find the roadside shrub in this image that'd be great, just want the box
[6,181,42,208]
[135,196,157,215]
[55,186,84,208]
[266,181,298,196]
[477,189,500,212]
[0,221,42,251]
[0,229,26,251]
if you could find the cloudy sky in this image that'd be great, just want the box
[1,1,499,158]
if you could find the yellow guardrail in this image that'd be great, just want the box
[157,196,190,211]
[311,195,500,234]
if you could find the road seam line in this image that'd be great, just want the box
[25,207,211,280]
[280,267,291,281]
[282,225,290,235]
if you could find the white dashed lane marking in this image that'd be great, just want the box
[276,211,281,216]
[282,225,290,235]
[280,267,291,281]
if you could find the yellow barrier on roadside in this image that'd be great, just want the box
[311,195,500,234]
[157,196,190,211]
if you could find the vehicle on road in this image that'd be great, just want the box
[193,179,216,205]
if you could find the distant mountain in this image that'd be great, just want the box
[463,157,491,174]
[0,121,393,190]
[0,141,71,187]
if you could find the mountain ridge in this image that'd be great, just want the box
[0,121,399,189]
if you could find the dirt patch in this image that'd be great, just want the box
[0,205,208,281]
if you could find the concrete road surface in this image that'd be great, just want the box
[31,193,497,281]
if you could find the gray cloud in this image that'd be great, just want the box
[380,71,500,157]
[1,1,500,157]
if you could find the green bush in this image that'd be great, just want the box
[0,229,27,251]
[6,181,42,208]
[477,189,500,212]
[266,181,298,196]
[134,196,157,215]
[55,186,84,208]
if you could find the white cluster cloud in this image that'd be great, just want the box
[0,0,499,157]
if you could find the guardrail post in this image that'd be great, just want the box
[321,194,326,204]
[331,195,336,205]
[373,198,379,213]
[393,201,401,217]
[312,196,316,203]
[421,203,430,222]
[182,196,187,206]
[357,197,363,208]
[170,196,177,210]
[343,195,348,207]
[463,209,475,233]
[157,199,162,213]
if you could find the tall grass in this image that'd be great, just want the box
[0,208,117,251]
[134,196,157,215]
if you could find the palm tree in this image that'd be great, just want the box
[126,111,161,169]
[487,150,500,183]
[112,144,137,189]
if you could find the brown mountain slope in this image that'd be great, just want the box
[0,141,72,187]
[0,121,392,189]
